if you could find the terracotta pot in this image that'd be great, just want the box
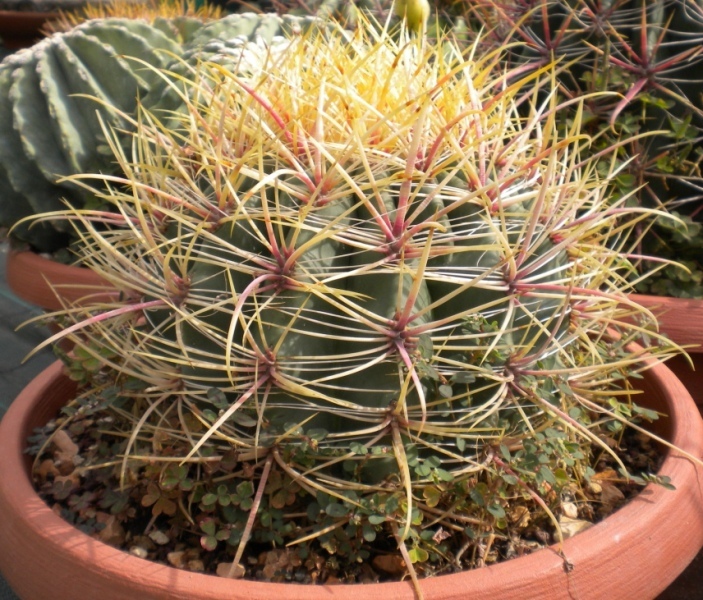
[6,249,115,312]
[1,359,702,600]
[634,294,703,350]
[0,10,56,49]
[634,294,703,408]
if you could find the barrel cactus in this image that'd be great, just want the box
[458,0,703,297]
[34,17,676,586]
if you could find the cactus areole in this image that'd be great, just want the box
[34,15,677,586]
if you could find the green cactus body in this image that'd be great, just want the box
[0,54,76,246]
[75,19,181,90]
[188,12,269,45]
[38,47,104,176]
[62,32,144,121]
[427,204,505,323]
[152,16,210,45]
[186,12,318,48]
[6,52,67,181]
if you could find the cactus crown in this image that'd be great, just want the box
[34,16,675,584]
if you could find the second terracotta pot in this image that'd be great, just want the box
[634,294,703,408]
[6,249,115,312]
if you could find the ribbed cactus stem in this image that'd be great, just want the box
[1,13,312,250]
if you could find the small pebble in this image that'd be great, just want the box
[588,481,602,494]
[149,530,170,546]
[129,546,148,559]
[562,502,579,519]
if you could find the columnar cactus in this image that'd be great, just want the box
[0,18,180,250]
[37,17,673,582]
[0,14,312,251]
